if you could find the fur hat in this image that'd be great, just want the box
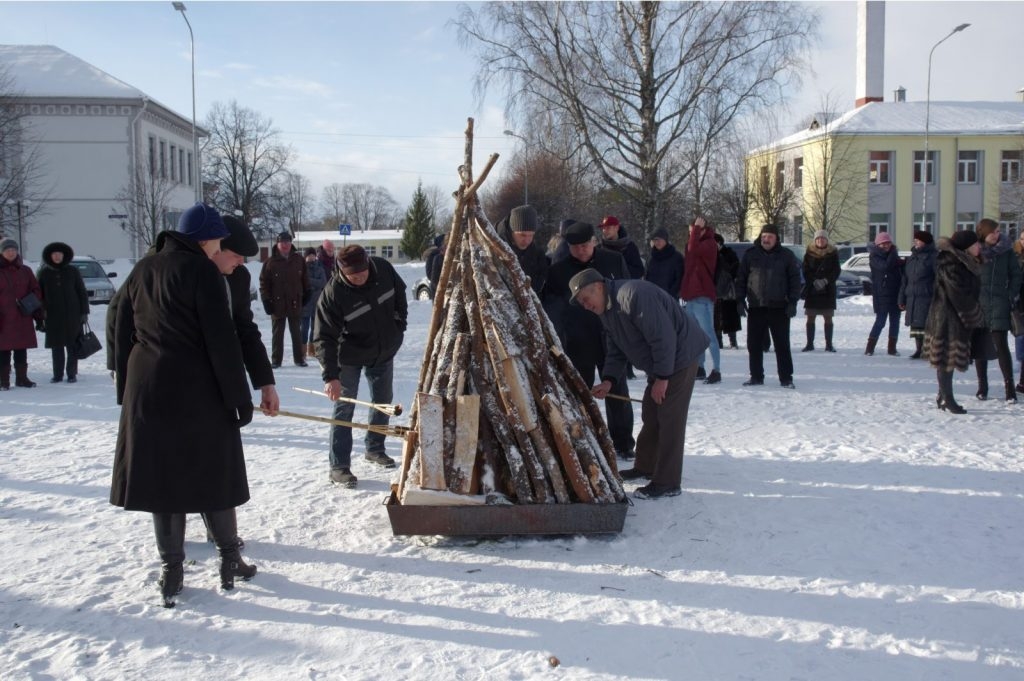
[509,205,539,233]
[564,221,596,245]
[760,224,780,237]
[0,238,18,252]
[874,231,893,245]
[338,244,370,275]
[221,215,259,257]
[568,268,605,306]
[177,203,228,242]
[950,230,979,251]
[913,230,934,245]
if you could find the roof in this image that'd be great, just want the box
[0,44,144,99]
[752,101,1024,154]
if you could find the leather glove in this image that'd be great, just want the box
[234,402,254,428]
[813,278,827,291]
[35,319,45,333]
[262,300,273,316]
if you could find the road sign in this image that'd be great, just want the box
[338,223,352,236]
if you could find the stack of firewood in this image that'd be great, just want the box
[395,120,625,506]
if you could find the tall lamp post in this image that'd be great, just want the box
[503,129,529,205]
[922,22,970,224]
[172,2,201,203]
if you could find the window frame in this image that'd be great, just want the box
[868,151,891,184]
[957,150,978,184]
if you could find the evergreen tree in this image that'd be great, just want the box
[400,182,435,259]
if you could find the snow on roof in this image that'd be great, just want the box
[0,44,144,99]
[752,100,1024,154]
[294,229,406,243]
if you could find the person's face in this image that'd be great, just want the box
[511,231,535,249]
[323,242,334,255]
[2,247,17,262]
[51,251,64,264]
[878,241,893,251]
[575,282,605,315]
[760,232,778,249]
[651,237,667,251]
[344,269,370,286]
[814,237,827,249]
[600,224,618,240]
[198,239,223,259]
[305,254,316,264]
[277,240,292,255]
[985,228,1000,246]
[212,248,244,274]
[569,239,597,263]
[968,242,982,257]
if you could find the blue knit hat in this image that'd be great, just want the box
[177,203,229,241]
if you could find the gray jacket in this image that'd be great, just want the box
[599,279,709,381]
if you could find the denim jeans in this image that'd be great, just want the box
[869,308,901,340]
[329,360,394,469]
[685,297,720,371]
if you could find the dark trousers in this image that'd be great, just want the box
[567,342,635,453]
[976,330,1014,385]
[300,315,315,344]
[51,345,78,379]
[330,360,394,469]
[747,307,793,382]
[271,313,303,364]
[869,308,902,339]
[634,364,698,488]
[0,348,28,367]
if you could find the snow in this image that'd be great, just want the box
[0,45,144,99]
[2,271,1023,680]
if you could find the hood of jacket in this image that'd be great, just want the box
[41,242,75,268]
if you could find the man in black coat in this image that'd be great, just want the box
[260,231,311,368]
[735,224,802,388]
[599,215,646,279]
[501,205,549,295]
[315,244,407,488]
[542,221,635,459]
[644,228,684,300]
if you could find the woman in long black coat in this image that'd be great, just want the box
[974,219,1022,402]
[801,231,841,352]
[866,232,904,355]
[924,232,985,414]
[713,234,742,349]
[112,204,257,607]
[37,242,89,383]
[898,231,937,359]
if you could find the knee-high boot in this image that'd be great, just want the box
[204,508,256,590]
[153,513,186,608]
[937,369,966,414]
[14,363,35,388]
[910,336,923,360]
[975,358,989,400]
[802,322,815,352]
[824,322,836,352]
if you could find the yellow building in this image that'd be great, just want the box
[745,100,1024,248]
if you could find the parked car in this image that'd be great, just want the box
[70,257,117,305]
[413,276,433,301]
[840,251,911,296]
[835,269,868,298]
[834,242,868,264]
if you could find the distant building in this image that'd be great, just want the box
[290,229,413,265]
[0,45,201,258]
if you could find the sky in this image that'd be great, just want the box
[1,0,1023,214]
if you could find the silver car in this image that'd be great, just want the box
[71,257,118,305]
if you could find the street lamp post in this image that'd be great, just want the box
[922,22,970,226]
[503,129,528,205]
[172,2,201,203]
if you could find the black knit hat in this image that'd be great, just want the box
[509,205,538,233]
[760,224,780,237]
[950,230,978,251]
[564,221,595,245]
[650,228,669,241]
[913,230,934,245]
[276,231,293,243]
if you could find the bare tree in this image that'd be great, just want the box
[341,183,400,231]
[114,151,176,251]
[747,148,796,230]
[800,98,865,243]
[321,182,345,227]
[0,64,50,244]
[203,100,292,225]
[456,1,817,238]
[270,170,314,232]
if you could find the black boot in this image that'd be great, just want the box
[205,509,256,590]
[910,336,923,360]
[1005,380,1018,404]
[865,337,878,356]
[0,364,9,391]
[1017,364,1024,394]
[976,359,989,400]
[14,364,35,388]
[937,369,966,414]
[802,322,815,352]
[153,513,186,608]
[728,333,738,349]
[887,337,900,356]
[824,323,836,352]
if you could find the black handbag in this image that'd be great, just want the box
[74,322,102,360]
[1011,308,1024,338]
[16,291,41,316]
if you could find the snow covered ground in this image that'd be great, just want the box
[2,261,1023,680]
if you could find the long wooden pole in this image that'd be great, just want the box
[274,409,410,438]
[291,387,403,416]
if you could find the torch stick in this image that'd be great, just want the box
[604,393,644,405]
[275,409,410,438]
[292,387,403,416]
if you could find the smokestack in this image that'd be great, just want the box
[894,86,906,102]
[856,1,885,107]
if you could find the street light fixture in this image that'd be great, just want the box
[921,22,970,226]
[172,2,201,203]
[503,129,529,205]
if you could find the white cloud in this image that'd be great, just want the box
[251,75,333,98]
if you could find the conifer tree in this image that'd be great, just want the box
[400,182,435,259]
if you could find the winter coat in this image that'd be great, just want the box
[801,243,840,311]
[601,225,645,279]
[110,231,253,513]
[501,222,550,295]
[736,240,801,311]
[316,246,335,280]
[36,242,89,348]
[228,265,274,390]
[644,243,684,300]
[924,237,985,373]
[977,233,1022,332]
[315,256,408,376]
[0,253,43,351]
[600,278,709,382]
[715,244,740,301]
[542,248,629,352]
[259,246,310,318]
[680,227,718,302]
[867,242,904,314]
[302,259,328,318]
[898,242,937,329]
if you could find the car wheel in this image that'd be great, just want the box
[416,286,432,301]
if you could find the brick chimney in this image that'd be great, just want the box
[856,1,885,107]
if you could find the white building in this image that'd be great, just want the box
[291,229,413,264]
[0,45,201,259]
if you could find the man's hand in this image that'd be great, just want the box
[259,385,280,416]
[651,378,669,404]
[325,379,342,402]
[590,379,613,399]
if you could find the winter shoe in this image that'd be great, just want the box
[780,380,795,389]
[205,509,256,590]
[634,483,681,499]
[803,322,815,351]
[616,448,636,461]
[910,336,924,360]
[695,367,706,380]
[865,337,878,356]
[364,451,397,468]
[938,370,967,415]
[619,468,649,481]
[50,376,63,383]
[703,370,721,385]
[14,365,35,388]
[219,550,257,590]
[67,376,77,384]
[742,377,764,386]
[1005,381,1018,404]
[728,333,738,349]
[295,360,309,367]
[887,338,900,356]
[330,467,358,488]
[824,323,835,352]
[153,513,186,608]
[159,563,184,608]
[976,365,989,400]
[801,344,814,352]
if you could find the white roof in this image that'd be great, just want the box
[0,44,144,99]
[754,101,1024,153]
[294,230,405,243]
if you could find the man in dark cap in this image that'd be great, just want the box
[259,231,311,368]
[542,221,636,460]
[315,244,408,488]
[501,204,549,295]
[598,215,645,279]
[570,268,708,499]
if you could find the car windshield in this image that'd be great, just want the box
[72,261,107,278]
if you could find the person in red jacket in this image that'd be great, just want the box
[679,217,721,384]
[0,239,43,389]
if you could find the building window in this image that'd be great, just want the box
[913,151,935,184]
[957,150,979,184]
[365,245,377,256]
[381,245,394,259]
[169,145,177,182]
[999,213,1020,241]
[159,140,167,179]
[179,149,185,185]
[187,152,193,186]
[869,213,891,240]
[148,136,157,177]
[793,157,803,188]
[775,161,785,189]
[1002,151,1021,183]
[791,215,803,245]
[759,165,769,193]
[955,212,978,232]
[869,151,890,184]
[912,213,935,233]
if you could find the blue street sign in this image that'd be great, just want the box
[338,223,352,236]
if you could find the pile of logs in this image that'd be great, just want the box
[396,120,626,506]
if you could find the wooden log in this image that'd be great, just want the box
[540,394,594,503]
[450,394,480,494]
[400,487,487,506]
[416,392,446,491]
[396,428,419,499]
